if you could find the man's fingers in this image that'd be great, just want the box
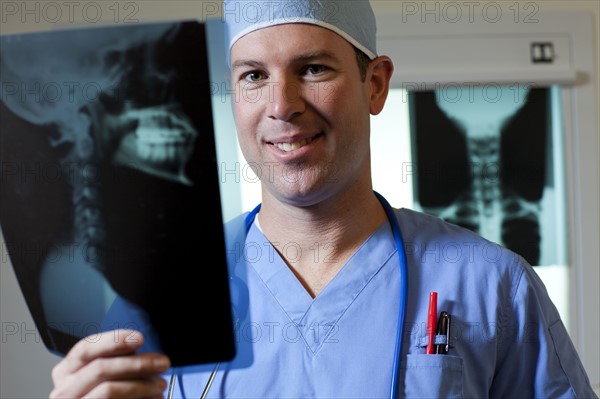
[52,329,143,382]
[81,376,168,399]
[50,353,170,399]
[79,353,171,386]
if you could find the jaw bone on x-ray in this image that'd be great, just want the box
[0,21,235,366]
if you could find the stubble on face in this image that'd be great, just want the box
[230,24,373,207]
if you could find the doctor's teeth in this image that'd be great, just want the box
[275,137,313,152]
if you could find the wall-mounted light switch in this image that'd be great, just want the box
[531,42,554,63]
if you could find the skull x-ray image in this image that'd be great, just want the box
[409,86,566,267]
[0,21,235,366]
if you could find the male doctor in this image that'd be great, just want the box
[50,0,597,398]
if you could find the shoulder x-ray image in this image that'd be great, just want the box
[409,86,566,267]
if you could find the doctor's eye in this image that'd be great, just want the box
[303,64,328,76]
[243,71,267,83]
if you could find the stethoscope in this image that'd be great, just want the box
[167,191,408,399]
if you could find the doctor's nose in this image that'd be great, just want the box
[267,80,306,121]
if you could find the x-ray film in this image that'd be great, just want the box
[0,20,236,366]
[409,86,567,267]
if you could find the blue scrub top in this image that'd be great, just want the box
[125,208,598,398]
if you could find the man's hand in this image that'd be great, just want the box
[49,329,171,399]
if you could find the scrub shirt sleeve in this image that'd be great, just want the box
[490,258,597,398]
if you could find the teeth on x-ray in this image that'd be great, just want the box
[109,103,198,186]
[133,108,195,165]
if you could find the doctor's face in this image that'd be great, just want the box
[229,24,375,207]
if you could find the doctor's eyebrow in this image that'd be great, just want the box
[231,59,264,71]
[231,51,340,72]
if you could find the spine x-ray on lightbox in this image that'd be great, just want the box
[0,20,236,366]
[408,86,564,266]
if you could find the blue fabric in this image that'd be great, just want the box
[163,208,597,398]
[223,0,377,60]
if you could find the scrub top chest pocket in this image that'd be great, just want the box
[401,291,463,397]
[400,354,464,398]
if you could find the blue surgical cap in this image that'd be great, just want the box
[223,0,377,59]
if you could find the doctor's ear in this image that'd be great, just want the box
[367,56,394,116]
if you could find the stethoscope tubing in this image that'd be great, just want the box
[374,192,409,399]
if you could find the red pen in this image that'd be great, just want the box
[426,291,438,354]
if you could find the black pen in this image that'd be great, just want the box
[435,311,450,354]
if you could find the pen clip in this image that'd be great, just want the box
[416,334,451,348]
[434,311,450,354]
[445,313,451,353]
